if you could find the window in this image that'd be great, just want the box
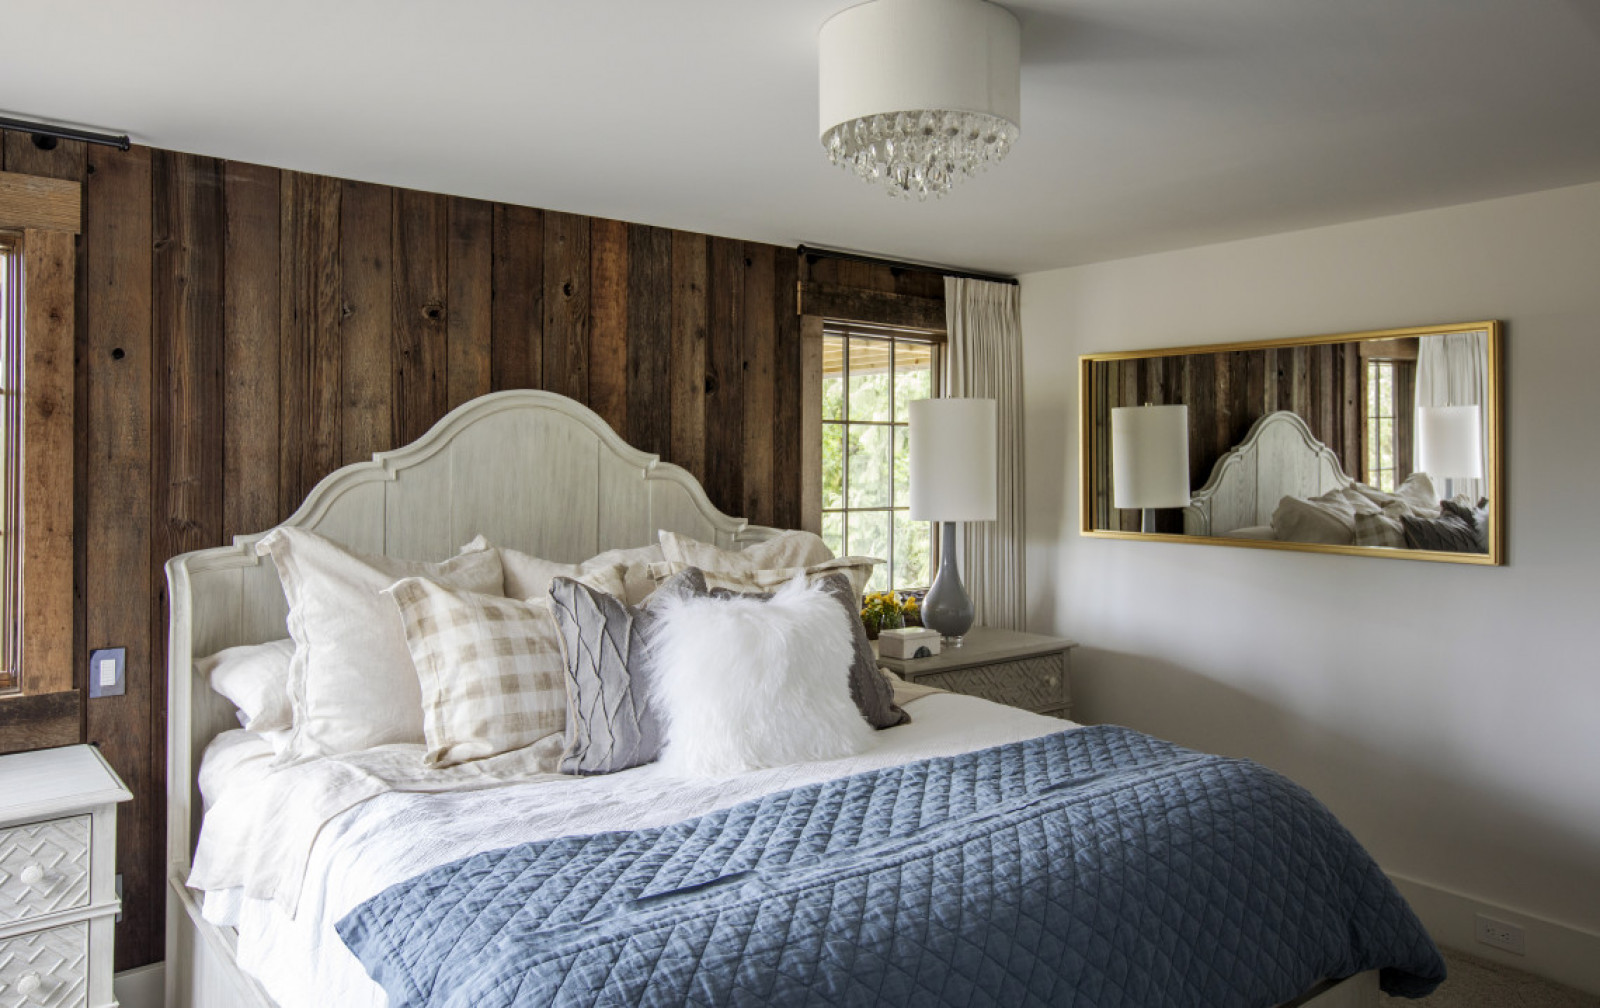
[0,238,18,693]
[1364,357,1397,492]
[820,323,938,593]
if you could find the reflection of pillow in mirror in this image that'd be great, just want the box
[1352,510,1406,548]
[1223,525,1277,540]
[1270,487,1360,544]
[1349,473,1439,518]
[1401,509,1485,553]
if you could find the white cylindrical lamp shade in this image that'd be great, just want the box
[1111,405,1190,509]
[1416,405,1483,478]
[909,398,998,522]
[818,0,1022,136]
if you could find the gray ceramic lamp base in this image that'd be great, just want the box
[922,522,974,644]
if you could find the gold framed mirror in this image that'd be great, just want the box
[1079,321,1503,565]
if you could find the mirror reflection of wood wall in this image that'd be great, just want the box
[1080,322,1502,565]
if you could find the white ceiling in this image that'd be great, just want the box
[6,1,1600,275]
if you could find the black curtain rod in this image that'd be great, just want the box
[0,116,130,152]
[797,244,1017,286]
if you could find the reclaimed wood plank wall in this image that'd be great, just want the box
[0,130,801,970]
[1094,343,1364,532]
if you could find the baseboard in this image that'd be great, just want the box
[1390,872,1600,996]
[113,961,164,1008]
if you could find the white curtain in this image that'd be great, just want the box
[943,276,1026,630]
[1415,330,1489,502]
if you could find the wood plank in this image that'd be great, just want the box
[277,172,342,512]
[489,204,542,390]
[339,181,393,463]
[0,171,80,231]
[741,243,775,526]
[0,690,80,755]
[81,142,156,974]
[150,150,226,970]
[705,237,746,516]
[392,189,448,445]
[588,217,629,434]
[625,224,671,456]
[2,133,87,184]
[668,231,708,481]
[772,248,802,529]
[797,280,946,332]
[222,161,281,536]
[445,197,492,410]
[20,228,76,695]
[542,211,590,402]
[799,314,825,534]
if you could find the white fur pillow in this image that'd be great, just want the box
[648,577,873,777]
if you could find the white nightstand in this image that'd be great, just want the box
[0,745,131,1008]
[877,627,1078,718]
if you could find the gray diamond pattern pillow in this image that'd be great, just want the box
[548,568,708,775]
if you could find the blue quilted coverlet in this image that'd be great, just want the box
[337,726,1445,1007]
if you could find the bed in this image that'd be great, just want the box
[165,390,1442,1008]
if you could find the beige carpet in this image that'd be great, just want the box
[1380,949,1600,1007]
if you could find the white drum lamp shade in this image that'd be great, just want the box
[818,0,1022,199]
[909,398,998,521]
[1111,405,1190,510]
[1416,405,1484,478]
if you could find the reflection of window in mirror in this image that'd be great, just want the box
[1358,339,1417,494]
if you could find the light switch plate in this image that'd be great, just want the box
[89,647,126,698]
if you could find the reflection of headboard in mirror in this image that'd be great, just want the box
[1079,321,1503,565]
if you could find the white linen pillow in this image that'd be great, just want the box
[648,576,874,778]
[657,529,833,574]
[200,638,295,732]
[258,527,504,762]
[385,566,626,768]
[1270,486,1361,544]
[646,555,884,606]
[481,538,663,606]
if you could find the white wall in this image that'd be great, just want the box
[1020,181,1600,984]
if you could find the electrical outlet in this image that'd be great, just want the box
[1476,914,1525,954]
[88,647,126,698]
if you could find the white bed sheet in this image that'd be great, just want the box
[194,694,1074,1008]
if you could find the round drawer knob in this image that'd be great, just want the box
[1046,676,1059,687]
[18,863,45,885]
[17,971,43,996]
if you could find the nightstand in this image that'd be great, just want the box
[877,627,1078,718]
[0,744,131,1008]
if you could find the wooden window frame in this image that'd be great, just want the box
[0,170,81,749]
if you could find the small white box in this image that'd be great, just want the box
[879,627,941,659]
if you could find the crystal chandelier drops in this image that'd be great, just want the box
[822,109,1020,201]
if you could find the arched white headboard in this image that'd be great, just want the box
[166,390,779,879]
[1183,411,1352,536]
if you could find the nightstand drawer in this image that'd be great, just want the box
[0,817,91,926]
[0,919,88,1007]
[911,653,1066,712]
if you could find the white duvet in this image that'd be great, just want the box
[192,693,1074,1008]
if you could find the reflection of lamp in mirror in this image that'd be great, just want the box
[909,397,997,646]
[1416,404,1483,499]
[1111,404,1190,533]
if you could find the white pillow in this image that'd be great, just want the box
[257,527,505,762]
[648,576,874,778]
[480,539,663,606]
[200,639,294,732]
[657,529,834,574]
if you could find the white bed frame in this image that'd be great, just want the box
[1183,410,1354,536]
[163,389,1377,1008]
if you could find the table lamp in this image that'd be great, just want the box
[909,397,997,645]
[1111,404,1190,533]
[1416,404,1483,498]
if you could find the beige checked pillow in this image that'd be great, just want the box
[386,564,628,768]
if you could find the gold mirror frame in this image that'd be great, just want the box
[1079,321,1504,565]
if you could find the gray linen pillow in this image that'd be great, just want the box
[548,568,707,775]
[706,572,909,730]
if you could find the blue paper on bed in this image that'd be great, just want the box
[336,725,1445,1007]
